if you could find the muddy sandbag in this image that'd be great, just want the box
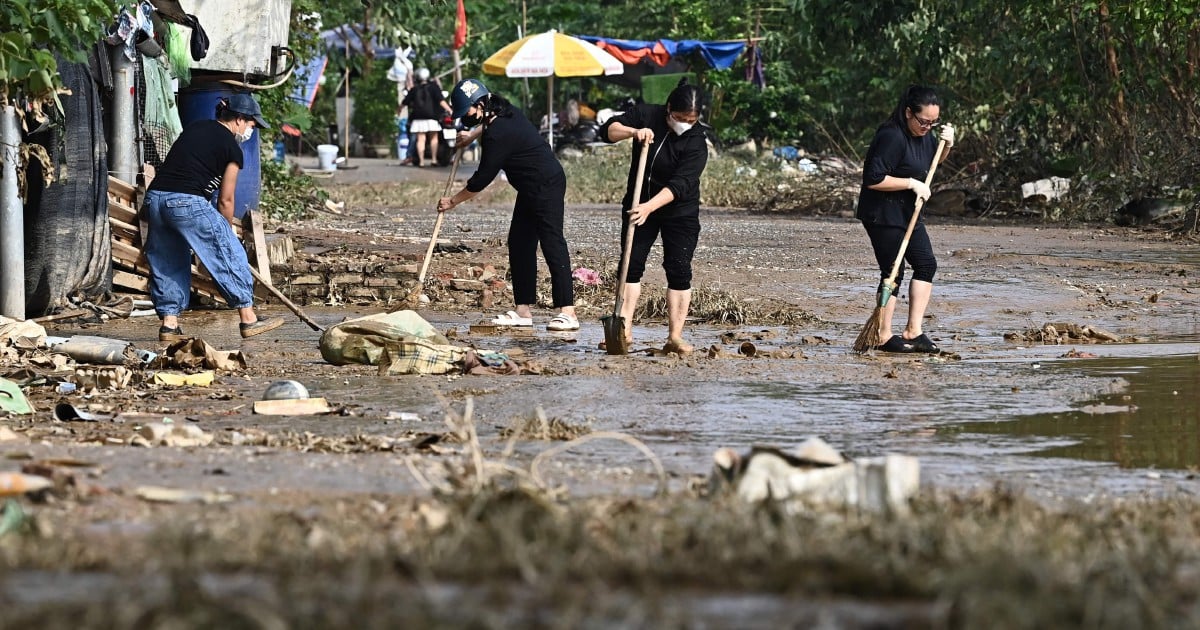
[44,335,145,367]
[320,311,450,366]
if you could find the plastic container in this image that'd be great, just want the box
[317,144,339,171]
[176,85,261,219]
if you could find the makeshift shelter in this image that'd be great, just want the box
[482,30,623,148]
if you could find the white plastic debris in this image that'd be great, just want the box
[1020,176,1071,201]
[710,438,919,516]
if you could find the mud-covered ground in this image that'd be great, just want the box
[3,158,1200,627]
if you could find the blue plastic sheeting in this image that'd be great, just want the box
[576,36,746,71]
[320,24,397,59]
[290,55,327,108]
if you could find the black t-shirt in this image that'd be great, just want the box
[856,123,937,227]
[403,81,445,121]
[149,119,244,199]
[599,103,709,217]
[466,107,564,194]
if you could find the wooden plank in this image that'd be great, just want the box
[109,216,140,243]
[243,209,272,286]
[108,199,138,225]
[108,175,136,201]
[113,270,149,293]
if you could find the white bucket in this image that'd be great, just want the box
[316,144,339,171]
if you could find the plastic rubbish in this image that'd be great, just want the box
[54,403,115,422]
[0,472,52,497]
[709,438,919,516]
[262,380,309,400]
[0,378,34,415]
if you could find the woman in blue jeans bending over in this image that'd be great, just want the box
[143,93,283,342]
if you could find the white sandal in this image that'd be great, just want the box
[490,310,533,327]
[546,313,579,331]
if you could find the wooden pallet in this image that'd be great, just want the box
[107,176,273,303]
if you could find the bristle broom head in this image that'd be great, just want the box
[853,307,885,353]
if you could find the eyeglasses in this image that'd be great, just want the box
[669,111,699,124]
[912,114,939,129]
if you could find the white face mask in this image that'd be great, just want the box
[667,118,693,136]
[236,124,254,144]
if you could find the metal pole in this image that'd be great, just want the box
[107,46,137,185]
[0,105,25,319]
[344,38,351,161]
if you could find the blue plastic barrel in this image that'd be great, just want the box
[176,85,261,219]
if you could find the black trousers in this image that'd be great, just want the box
[509,175,573,307]
[624,210,701,290]
[862,221,938,291]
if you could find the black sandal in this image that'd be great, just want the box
[876,336,917,353]
[909,334,940,354]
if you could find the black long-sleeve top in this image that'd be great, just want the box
[599,103,709,216]
[465,107,564,194]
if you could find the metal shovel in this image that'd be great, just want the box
[601,141,650,355]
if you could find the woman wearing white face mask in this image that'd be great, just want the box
[599,78,710,355]
[143,93,283,342]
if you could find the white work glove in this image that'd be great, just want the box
[940,123,956,148]
[907,178,931,202]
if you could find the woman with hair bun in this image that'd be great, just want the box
[598,78,711,354]
[857,85,956,353]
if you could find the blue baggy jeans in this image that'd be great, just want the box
[142,190,255,316]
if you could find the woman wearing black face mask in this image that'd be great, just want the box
[597,78,710,355]
[437,78,579,332]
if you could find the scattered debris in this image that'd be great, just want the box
[253,398,333,415]
[0,472,53,496]
[53,403,115,422]
[0,377,34,415]
[1005,322,1124,344]
[134,422,215,447]
[134,486,234,504]
[153,371,216,387]
[708,437,920,516]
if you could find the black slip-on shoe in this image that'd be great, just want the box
[876,336,917,353]
[159,326,187,342]
[909,333,941,353]
[239,318,284,338]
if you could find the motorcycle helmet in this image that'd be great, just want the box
[450,78,491,119]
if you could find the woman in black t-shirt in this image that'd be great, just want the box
[437,78,579,332]
[598,79,710,355]
[857,85,955,353]
[144,93,283,342]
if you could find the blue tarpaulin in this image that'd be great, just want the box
[576,36,746,71]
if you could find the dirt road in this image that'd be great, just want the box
[3,158,1199,626]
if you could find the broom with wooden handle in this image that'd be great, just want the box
[853,138,948,353]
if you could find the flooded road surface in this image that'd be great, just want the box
[953,352,1200,470]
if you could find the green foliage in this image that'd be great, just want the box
[0,0,111,108]
[351,62,401,145]
[259,153,328,222]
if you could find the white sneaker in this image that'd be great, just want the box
[546,313,579,331]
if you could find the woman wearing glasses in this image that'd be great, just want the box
[599,79,710,355]
[858,84,956,353]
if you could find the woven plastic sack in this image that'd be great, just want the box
[319,311,451,366]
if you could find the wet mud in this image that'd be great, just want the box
[4,189,1200,625]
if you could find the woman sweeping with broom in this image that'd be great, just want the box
[855,85,955,353]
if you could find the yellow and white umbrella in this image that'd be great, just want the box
[483,30,623,148]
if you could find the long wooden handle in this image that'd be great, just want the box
[612,142,652,316]
[249,266,325,332]
[883,139,948,287]
[418,148,465,283]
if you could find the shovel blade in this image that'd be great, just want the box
[600,314,630,356]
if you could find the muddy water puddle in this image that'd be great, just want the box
[950,351,1200,470]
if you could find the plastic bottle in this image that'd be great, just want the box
[274,139,286,162]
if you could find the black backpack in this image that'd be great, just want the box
[411,83,437,118]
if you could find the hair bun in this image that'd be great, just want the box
[676,77,690,88]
